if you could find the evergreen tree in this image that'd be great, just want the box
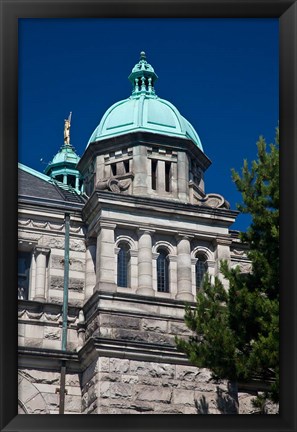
[176,130,279,412]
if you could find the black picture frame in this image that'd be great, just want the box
[1,1,296,431]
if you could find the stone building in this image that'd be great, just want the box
[18,52,259,414]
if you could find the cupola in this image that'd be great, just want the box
[87,52,203,150]
[44,113,82,192]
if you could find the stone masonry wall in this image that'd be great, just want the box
[18,368,81,414]
[81,357,238,414]
[85,311,192,347]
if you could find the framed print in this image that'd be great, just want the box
[1,1,296,431]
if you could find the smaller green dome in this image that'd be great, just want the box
[45,114,82,192]
[48,144,80,166]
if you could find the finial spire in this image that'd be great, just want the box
[128,51,158,97]
[64,112,72,145]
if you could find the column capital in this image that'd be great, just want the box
[168,254,178,263]
[215,236,232,246]
[99,222,117,230]
[152,252,159,260]
[207,260,216,268]
[138,227,155,235]
[175,233,194,242]
[129,250,138,258]
[34,246,50,256]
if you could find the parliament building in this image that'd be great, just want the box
[18,52,262,415]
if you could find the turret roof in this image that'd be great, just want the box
[87,52,203,151]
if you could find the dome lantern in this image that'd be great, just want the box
[128,51,158,97]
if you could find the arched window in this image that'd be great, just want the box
[157,248,169,292]
[195,254,208,290]
[18,251,31,300]
[117,243,130,287]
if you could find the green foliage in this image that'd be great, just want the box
[176,130,279,409]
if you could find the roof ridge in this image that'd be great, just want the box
[18,162,54,183]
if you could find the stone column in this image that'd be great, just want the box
[191,257,198,296]
[157,160,165,193]
[29,253,37,300]
[129,250,139,291]
[168,255,178,297]
[95,155,105,180]
[176,235,194,301]
[137,229,154,296]
[207,260,216,286]
[215,237,232,289]
[34,247,50,302]
[177,151,189,202]
[132,145,148,195]
[171,161,178,197]
[85,237,97,299]
[94,223,117,292]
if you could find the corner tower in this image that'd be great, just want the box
[78,52,213,203]
[79,52,236,301]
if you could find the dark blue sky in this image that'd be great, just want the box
[18,18,279,231]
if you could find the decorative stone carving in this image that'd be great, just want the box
[232,248,246,257]
[18,309,77,324]
[232,262,252,273]
[96,174,134,193]
[197,193,230,209]
[18,218,83,234]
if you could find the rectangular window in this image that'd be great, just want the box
[18,251,31,300]
[124,160,130,173]
[151,160,157,190]
[117,245,130,287]
[165,162,171,192]
[111,163,117,176]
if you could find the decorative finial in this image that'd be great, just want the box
[128,52,158,96]
[64,112,72,145]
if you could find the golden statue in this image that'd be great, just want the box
[64,112,72,145]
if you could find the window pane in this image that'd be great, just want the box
[18,251,31,300]
[196,257,207,290]
[117,244,129,287]
[157,249,169,292]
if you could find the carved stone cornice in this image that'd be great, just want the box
[138,227,155,236]
[34,246,51,256]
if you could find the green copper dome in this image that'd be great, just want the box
[87,52,203,151]
[47,144,80,166]
[45,114,82,192]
